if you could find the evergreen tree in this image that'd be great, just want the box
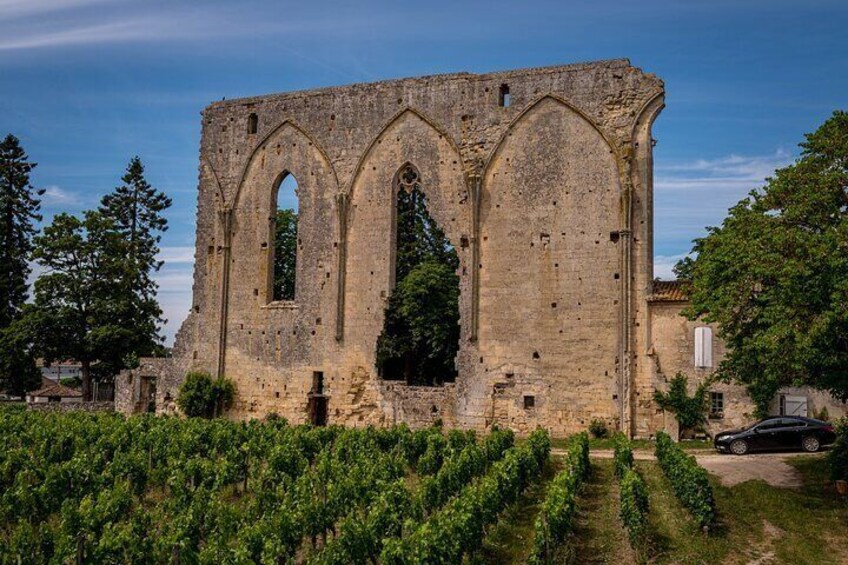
[27,211,132,400]
[376,182,460,385]
[273,209,298,300]
[0,134,43,395]
[98,157,172,360]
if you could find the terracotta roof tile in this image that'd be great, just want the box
[648,280,690,302]
[29,377,82,398]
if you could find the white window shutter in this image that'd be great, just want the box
[694,327,713,368]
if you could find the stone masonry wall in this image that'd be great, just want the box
[116,60,668,438]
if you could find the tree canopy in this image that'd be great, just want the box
[376,177,460,386]
[273,208,297,301]
[0,134,43,395]
[676,110,848,414]
[24,157,171,399]
[98,156,171,361]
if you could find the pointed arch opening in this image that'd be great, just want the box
[271,172,299,302]
[375,163,460,386]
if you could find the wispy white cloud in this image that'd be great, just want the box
[41,185,82,207]
[0,0,111,20]
[653,149,794,275]
[157,246,194,264]
[653,254,687,281]
[0,2,384,52]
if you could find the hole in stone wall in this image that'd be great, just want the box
[523,395,535,409]
[498,84,510,107]
[311,371,324,394]
[376,163,460,387]
[532,351,540,359]
[247,113,258,134]
[272,173,299,301]
[610,231,620,243]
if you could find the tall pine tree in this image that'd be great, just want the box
[0,134,43,395]
[98,157,172,362]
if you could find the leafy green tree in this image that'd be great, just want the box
[98,157,172,360]
[653,373,708,438]
[26,211,131,400]
[0,134,43,395]
[376,261,460,385]
[273,209,297,301]
[376,182,460,385]
[394,186,458,282]
[676,111,848,414]
[177,371,235,418]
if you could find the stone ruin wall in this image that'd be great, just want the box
[118,59,667,438]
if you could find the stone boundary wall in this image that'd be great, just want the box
[27,401,115,414]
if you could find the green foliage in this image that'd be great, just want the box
[655,431,715,530]
[381,428,550,564]
[613,433,635,479]
[376,260,461,385]
[0,134,43,396]
[529,432,590,565]
[613,434,649,553]
[312,428,514,564]
[273,208,297,301]
[25,211,132,399]
[677,111,848,413]
[177,371,236,418]
[588,418,609,439]
[828,417,848,482]
[376,178,460,386]
[97,156,171,364]
[653,373,708,437]
[22,157,171,399]
[0,415,531,564]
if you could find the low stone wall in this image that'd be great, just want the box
[27,401,115,413]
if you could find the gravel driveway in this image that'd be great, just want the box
[553,448,822,488]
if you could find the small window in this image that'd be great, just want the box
[523,395,535,409]
[694,326,713,368]
[498,84,510,107]
[247,113,258,134]
[709,391,724,418]
[311,371,324,395]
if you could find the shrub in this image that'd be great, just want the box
[828,417,848,482]
[381,428,550,564]
[613,433,634,479]
[655,432,715,530]
[530,432,590,564]
[613,434,649,553]
[177,372,236,418]
[588,418,609,439]
[653,373,708,438]
[620,467,649,550]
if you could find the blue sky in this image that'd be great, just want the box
[1,0,846,343]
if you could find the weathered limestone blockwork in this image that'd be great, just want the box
[117,59,674,437]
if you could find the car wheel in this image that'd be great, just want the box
[802,436,820,453]
[730,439,748,455]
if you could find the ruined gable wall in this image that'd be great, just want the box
[150,60,664,436]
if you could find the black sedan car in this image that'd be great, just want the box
[714,416,836,455]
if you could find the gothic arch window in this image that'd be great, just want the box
[376,163,460,386]
[271,172,298,302]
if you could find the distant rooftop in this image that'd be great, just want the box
[648,280,690,302]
